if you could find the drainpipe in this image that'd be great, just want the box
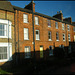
[17,10,20,63]
[32,0,36,70]
[14,10,17,64]
[65,23,67,46]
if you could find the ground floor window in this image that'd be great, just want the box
[25,46,31,58]
[49,46,53,56]
[68,45,71,53]
[0,47,7,60]
[0,43,12,62]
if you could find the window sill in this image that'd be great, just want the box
[48,26,51,27]
[23,22,29,23]
[36,39,40,41]
[35,24,39,25]
[56,28,58,29]
[49,54,53,56]
[0,36,11,39]
[25,57,31,59]
[56,40,59,41]
[68,30,70,31]
[24,39,29,40]
[69,40,71,41]
[63,40,65,41]
[0,59,8,62]
[49,39,52,41]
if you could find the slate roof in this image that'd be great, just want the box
[0,1,74,26]
[0,1,14,12]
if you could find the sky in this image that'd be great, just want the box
[10,1,75,22]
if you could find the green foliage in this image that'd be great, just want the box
[0,68,9,74]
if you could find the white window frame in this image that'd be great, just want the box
[36,30,40,40]
[35,16,39,25]
[0,19,12,39]
[62,24,65,30]
[73,27,75,32]
[55,22,58,29]
[67,25,70,31]
[0,43,12,62]
[63,33,65,41]
[68,34,70,41]
[24,28,29,40]
[25,46,31,58]
[48,31,52,41]
[23,14,28,23]
[56,32,59,41]
[47,20,51,27]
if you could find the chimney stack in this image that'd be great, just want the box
[53,10,63,21]
[63,17,72,24]
[24,1,35,12]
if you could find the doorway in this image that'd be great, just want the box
[40,46,43,58]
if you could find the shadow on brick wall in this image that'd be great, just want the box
[0,42,75,74]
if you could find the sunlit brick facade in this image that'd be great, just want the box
[0,1,75,65]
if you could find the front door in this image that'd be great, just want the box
[40,46,43,58]
[74,35,75,42]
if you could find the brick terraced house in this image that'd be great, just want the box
[0,1,75,66]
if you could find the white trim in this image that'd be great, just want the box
[56,40,59,41]
[49,39,52,41]
[0,43,12,62]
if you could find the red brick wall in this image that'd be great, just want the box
[15,10,75,60]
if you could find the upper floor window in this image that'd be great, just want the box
[0,19,12,38]
[47,20,51,27]
[62,24,65,30]
[56,32,59,41]
[62,33,65,41]
[67,25,70,31]
[0,24,7,36]
[23,14,28,23]
[35,17,39,25]
[24,28,29,40]
[48,31,52,41]
[68,34,70,41]
[55,22,58,29]
[36,30,40,40]
[73,27,75,32]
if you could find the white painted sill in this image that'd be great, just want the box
[23,22,29,24]
[49,39,52,41]
[56,40,59,41]
[36,39,40,41]
[24,39,29,40]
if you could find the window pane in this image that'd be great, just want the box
[56,32,59,40]
[0,47,7,60]
[0,25,2,29]
[23,14,28,23]
[35,17,39,25]
[25,46,31,58]
[48,20,51,27]
[36,31,38,34]
[36,30,39,40]
[24,28,28,40]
